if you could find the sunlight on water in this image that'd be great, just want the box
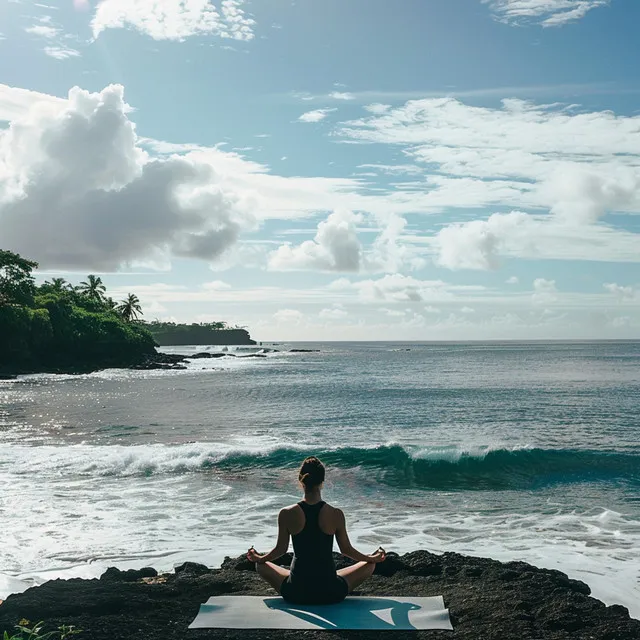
[1,341,639,617]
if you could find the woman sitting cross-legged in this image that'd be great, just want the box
[247,456,386,604]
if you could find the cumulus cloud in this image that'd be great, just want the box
[483,0,610,27]
[298,108,337,123]
[435,212,531,270]
[543,165,640,224]
[91,0,255,41]
[0,84,256,270]
[269,210,362,272]
[340,97,640,268]
[0,84,65,123]
[532,278,558,305]
[604,283,637,300]
[429,211,640,269]
[506,276,519,284]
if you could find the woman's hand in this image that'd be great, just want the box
[367,547,387,563]
[247,546,265,564]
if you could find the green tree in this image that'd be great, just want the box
[77,275,106,303]
[0,250,38,306]
[117,293,143,322]
[43,278,72,293]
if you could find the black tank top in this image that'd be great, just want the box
[289,501,336,582]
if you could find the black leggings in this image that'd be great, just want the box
[280,574,349,605]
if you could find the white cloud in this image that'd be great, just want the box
[269,210,362,272]
[506,276,519,284]
[604,283,637,300]
[329,92,355,101]
[298,108,337,123]
[202,280,232,291]
[91,0,255,41]
[427,210,640,269]
[44,46,81,59]
[532,278,558,305]
[341,98,640,185]
[483,0,610,27]
[25,24,60,38]
[341,97,640,267]
[273,309,304,325]
[435,212,530,270]
[358,163,423,176]
[319,307,348,319]
[331,274,485,303]
[0,84,256,270]
[364,103,391,114]
[0,84,65,122]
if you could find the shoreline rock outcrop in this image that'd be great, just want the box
[1,551,637,639]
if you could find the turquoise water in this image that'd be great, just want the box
[0,341,639,616]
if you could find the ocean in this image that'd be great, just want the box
[1,341,639,617]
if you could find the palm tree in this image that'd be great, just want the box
[77,275,106,303]
[117,293,143,322]
[44,277,71,293]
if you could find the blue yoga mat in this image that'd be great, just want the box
[189,595,453,630]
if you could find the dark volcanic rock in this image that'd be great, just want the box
[187,353,228,359]
[0,550,638,640]
[129,353,189,370]
[100,567,158,583]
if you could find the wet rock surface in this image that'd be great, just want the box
[1,551,637,640]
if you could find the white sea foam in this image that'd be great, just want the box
[1,442,639,618]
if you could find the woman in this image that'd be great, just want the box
[247,456,386,604]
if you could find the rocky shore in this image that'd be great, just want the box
[1,551,637,639]
[0,348,317,377]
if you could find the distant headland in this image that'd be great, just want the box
[144,321,256,346]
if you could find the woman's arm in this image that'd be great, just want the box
[247,509,291,564]
[334,509,386,563]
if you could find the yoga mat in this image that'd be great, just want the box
[189,595,453,630]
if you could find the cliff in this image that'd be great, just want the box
[145,325,256,346]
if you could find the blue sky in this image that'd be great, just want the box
[1,0,639,340]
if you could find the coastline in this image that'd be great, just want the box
[0,551,638,639]
[0,349,264,378]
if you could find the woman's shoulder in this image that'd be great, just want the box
[321,502,343,517]
[281,502,303,513]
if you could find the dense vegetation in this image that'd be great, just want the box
[0,250,156,374]
[144,321,256,346]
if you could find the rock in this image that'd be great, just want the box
[187,353,228,359]
[289,349,320,353]
[0,551,638,640]
[129,353,190,370]
[174,562,211,577]
[100,567,158,583]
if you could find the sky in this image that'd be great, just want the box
[1,0,639,341]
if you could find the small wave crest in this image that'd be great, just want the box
[7,442,640,490]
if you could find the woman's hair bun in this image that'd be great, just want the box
[298,457,325,489]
